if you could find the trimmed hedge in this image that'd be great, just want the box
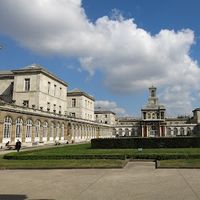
[91,137,200,149]
[3,154,126,160]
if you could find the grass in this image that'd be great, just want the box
[1,143,200,169]
[0,155,126,169]
[7,143,200,156]
[159,159,200,168]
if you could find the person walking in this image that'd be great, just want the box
[15,140,22,152]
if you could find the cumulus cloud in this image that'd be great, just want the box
[0,0,200,114]
[95,100,127,116]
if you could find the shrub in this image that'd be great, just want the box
[91,137,200,149]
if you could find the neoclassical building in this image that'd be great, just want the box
[114,86,198,137]
[0,64,200,147]
[0,64,112,146]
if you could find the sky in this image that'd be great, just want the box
[0,0,200,117]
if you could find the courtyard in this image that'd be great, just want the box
[0,162,200,200]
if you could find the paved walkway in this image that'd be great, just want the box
[0,162,200,200]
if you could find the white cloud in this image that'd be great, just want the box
[0,0,200,114]
[95,100,127,116]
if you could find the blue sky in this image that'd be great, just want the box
[0,0,200,117]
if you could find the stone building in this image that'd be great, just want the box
[0,64,112,146]
[114,86,197,137]
[67,89,95,121]
[0,64,200,147]
[95,110,116,125]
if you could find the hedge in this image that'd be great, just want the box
[3,154,126,160]
[91,137,200,149]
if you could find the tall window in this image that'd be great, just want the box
[59,106,61,114]
[72,98,76,107]
[56,123,60,137]
[16,118,23,138]
[26,119,32,138]
[48,82,51,94]
[43,122,48,137]
[35,120,40,138]
[54,84,56,96]
[3,116,12,138]
[24,78,30,91]
[50,122,54,138]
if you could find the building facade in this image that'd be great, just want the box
[114,86,198,137]
[67,89,95,121]
[0,64,200,147]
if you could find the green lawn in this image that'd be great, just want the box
[8,143,200,155]
[159,159,200,168]
[1,143,200,169]
[0,155,126,169]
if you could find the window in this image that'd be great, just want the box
[71,113,76,117]
[72,98,76,107]
[23,100,29,107]
[54,84,56,96]
[16,118,23,138]
[50,123,54,138]
[56,123,60,137]
[35,120,40,138]
[26,119,32,138]
[59,106,61,114]
[3,116,12,138]
[105,114,107,118]
[24,78,30,91]
[43,122,48,137]
[85,100,87,107]
[48,82,51,94]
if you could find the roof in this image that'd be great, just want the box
[193,108,200,112]
[0,70,14,78]
[67,89,95,101]
[141,104,166,111]
[12,64,68,86]
[94,110,116,115]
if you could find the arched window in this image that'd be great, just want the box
[43,121,48,137]
[174,128,178,136]
[152,113,155,119]
[187,127,192,135]
[119,128,123,136]
[167,128,171,136]
[3,116,12,138]
[148,113,151,119]
[50,122,54,138]
[180,128,185,136]
[61,123,64,138]
[26,119,32,138]
[35,120,40,138]
[125,128,129,136]
[56,123,60,137]
[16,118,23,138]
